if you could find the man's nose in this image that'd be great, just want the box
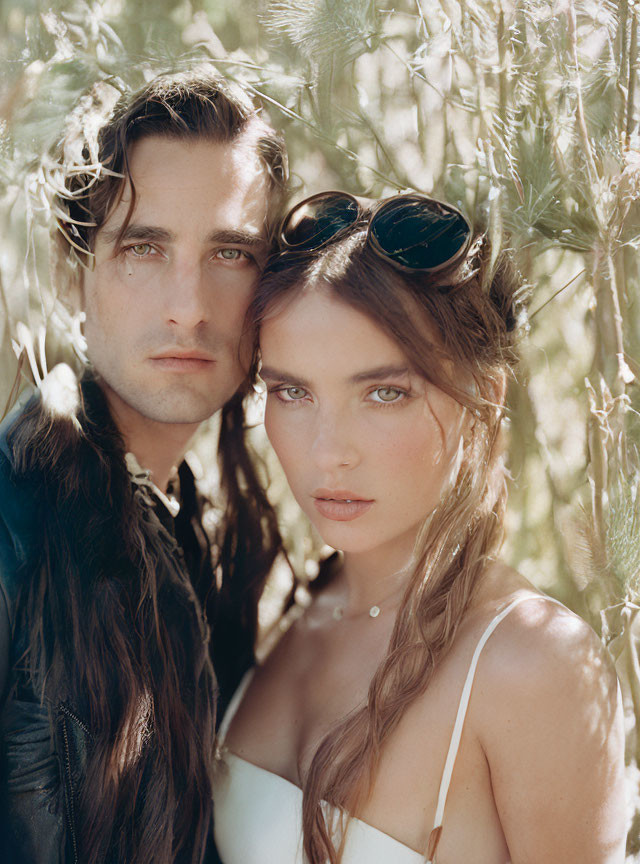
[164,257,210,329]
[310,413,360,472]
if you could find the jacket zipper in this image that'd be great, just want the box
[58,703,88,864]
[59,702,90,734]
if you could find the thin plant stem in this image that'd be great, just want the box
[244,84,400,189]
[607,252,628,395]
[382,39,445,100]
[497,4,507,125]
[567,0,599,189]
[624,606,640,761]
[586,379,611,596]
[626,6,638,148]
[529,268,586,319]
[337,104,412,190]
[414,0,430,40]
[618,0,629,109]
[2,353,25,422]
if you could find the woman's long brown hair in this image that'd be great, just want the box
[249,226,523,863]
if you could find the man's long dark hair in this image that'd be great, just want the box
[11,378,216,864]
[9,70,288,864]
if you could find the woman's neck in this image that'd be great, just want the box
[336,524,421,616]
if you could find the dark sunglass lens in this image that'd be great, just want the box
[371,199,470,269]
[282,195,359,249]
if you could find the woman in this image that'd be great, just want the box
[213,192,626,863]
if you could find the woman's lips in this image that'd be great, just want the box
[312,496,374,522]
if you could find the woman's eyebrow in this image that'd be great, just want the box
[259,366,312,388]
[260,364,410,387]
[349,365,410,383]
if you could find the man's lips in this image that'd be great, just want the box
[312,489,374,522]
[149,350,215,372]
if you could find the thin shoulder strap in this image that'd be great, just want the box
[217,667,256,746]
[425,594,565,863]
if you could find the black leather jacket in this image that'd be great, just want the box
[0,392,222,864]
[0,394,68,862]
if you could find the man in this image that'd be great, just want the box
[0,68,287,863]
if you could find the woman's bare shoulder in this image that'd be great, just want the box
[464,568,626,861]
[470,560,616,702]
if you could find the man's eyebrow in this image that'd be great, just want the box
[99,226,266,248]
[349,365,411,383]
[259,367,312,389]
[205,229,266,248]
[100,224,174,246]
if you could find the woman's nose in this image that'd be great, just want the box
[310,415,360,472]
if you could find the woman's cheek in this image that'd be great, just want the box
[264,403,289,459]
[265,404,307,483]
[371,406,444,469]
[373,417,450,514]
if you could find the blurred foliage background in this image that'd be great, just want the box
[1,0,639,855]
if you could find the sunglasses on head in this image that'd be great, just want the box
[278,191,473,274]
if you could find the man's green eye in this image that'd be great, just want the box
[130,243,152,257]
[218,249,244,260]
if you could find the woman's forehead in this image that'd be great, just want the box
[259,288,410,370]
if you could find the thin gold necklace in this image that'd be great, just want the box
[332,603,381,621]
[331,583,407,621]
[324,554,406,622]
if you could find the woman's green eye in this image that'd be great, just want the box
[373,386,403,402]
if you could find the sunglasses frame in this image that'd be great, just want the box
[278,190,473,275]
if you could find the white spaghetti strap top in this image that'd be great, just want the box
[214,593,565,864]
[424,594,565,863]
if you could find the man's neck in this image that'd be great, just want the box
[103,385,200,492]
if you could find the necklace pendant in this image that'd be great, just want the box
[369,605,381,618]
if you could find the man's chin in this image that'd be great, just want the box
[108,387,221,427]
[134,398,220,426]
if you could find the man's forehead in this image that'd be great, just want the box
[129,134,263,182]
[98,134,269,240]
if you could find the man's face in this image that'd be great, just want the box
[82,134,269,428]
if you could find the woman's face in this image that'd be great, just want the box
[259,288,466,558]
